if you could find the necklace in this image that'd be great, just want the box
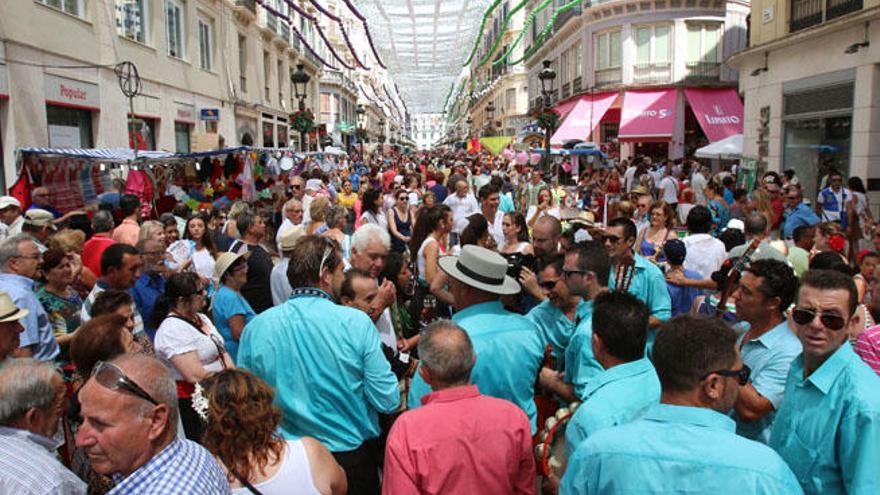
[615,258,636,292]
[289,287,335,303]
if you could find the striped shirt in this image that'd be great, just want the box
[0,426,86,494]
[109,438,230,494]
[855,324,880,376]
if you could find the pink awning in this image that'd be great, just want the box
[552,98,580,119]
[684,88,744,142]
[550,93,618,145]
[618,89,678,141]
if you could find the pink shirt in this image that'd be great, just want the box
[855,324,880,376]
[382,385,536,495]
[112,218,140,246]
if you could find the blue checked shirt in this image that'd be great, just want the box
[108,438,230,494]
[0,273,59,361]
[0,426,86,494]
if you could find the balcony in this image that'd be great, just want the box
[790,0,862,33]
[632,63,672,84]
[554,4,583,33]
[235,0,256,14]
[684,61,721,81]
[321,70,358,96]
[573,76,583,94]
[277,22,290,47]
[561,82,571,99]
[595,67,622,86]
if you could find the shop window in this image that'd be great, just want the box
[783,116,852,202]
[46,105,93,148]
[238,34,247,92]
[263,121,275,148]
[39,0,85,18]
[165,0,185,59]
[198,17,214,70]
[174,122,191,153]
[128,117,157,150]
[116,0,148,44]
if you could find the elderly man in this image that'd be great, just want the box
[0,235,58,361]
[238,236,399,495]
[270,226,304,306]
[275,198,304,253]
[82,210,116,277]
[21,209,56,252]
[0,292,26,363]
[408,245,544,431]
[770,269,880,494]
[383,320,536,494]
[442,179,479,243]
[0,359,86,494]
[81,243,143,333]
[76,354,230,493]
[131,239,167,341]
[229,211,274,313]
[350,224,398,350]
[561,316,801,494]
[0,196,24,241]
[28,186,84,224]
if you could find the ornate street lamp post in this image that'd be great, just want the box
[486,102,495,138]
[378,118,386,145]
[291,63,311,152]
[538,59,557,179]
[356,104,366,158]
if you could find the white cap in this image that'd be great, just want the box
[0,196,21,210]
[305,179,323,191]
[724,219,745,232]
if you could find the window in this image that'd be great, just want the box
[116,0,148,43]
[595,30,622,69]
[165,0,185,58]
[264,51,271,102]
[198,17,213,70]
[635,25,671,65]
[238,34,247,92]
[506,88,516,111]
[47,105,93,148]
[278,60,284,105]
[685,23,722,63]
[39,0,85,17]
[174,123,191,153]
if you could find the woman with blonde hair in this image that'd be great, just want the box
[636,200,675,262]
[138,220,167,246]
[748,188,776,235]
[198,369,347,495]
[306,197,330,235]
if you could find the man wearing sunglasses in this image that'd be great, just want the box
[781,184,820,240]
[77,354,231,493]
[562,315,800,494]
[815,169,851,228]
[769,269,880,494]
[527,254,581,374]
[728,259,802,445]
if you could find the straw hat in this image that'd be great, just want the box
[279,226,306,252]
[438,245,520,295]
[215,251,250,281]
[0,291,28,322]
[24,209,57,230]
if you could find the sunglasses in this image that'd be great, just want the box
[539,279,560,290]
[562,268,590,279]
[92,361,159,405]
[703,364,751,386]
[601,234,622,244]
[791,307,848,331]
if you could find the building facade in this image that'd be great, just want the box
[412,113,446,149]
[0,0,322,188]
[728,0,879,202]
[523,0,749,161]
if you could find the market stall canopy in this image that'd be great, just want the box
[551,93,618,145]
[684,88,744,142]
[322,146,348,156]
[479,136,513,156]
[618,89,678,142]
[17,147,176,162]
[694,133,743,159]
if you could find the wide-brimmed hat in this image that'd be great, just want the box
[215,251,250,281]
[438,245,520,295]
[279,226,306,252]
[0,291,28,322]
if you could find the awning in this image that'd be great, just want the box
[618,89,678,141]
[694,133,742,159]
[479,136,513,156]
[684,88,744,142]
[551,93,618,145]
[16,147,175,162]
[552,97,580,118]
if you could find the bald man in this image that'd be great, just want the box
[533,216,562,264]
[28,187,84,224]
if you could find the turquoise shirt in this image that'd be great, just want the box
[526,299,577,368]
[609,254,671,354]
[408,300,544,431]
[564,301,603,400]
[564,357,660,458]
[562,403,803,495]
[732,319,802,444]
[211,285,256,363]
[237,291,400,452]
[499,192,515,213]
[769,342,880,494]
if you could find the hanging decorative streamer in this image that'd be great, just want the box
[493,0,554,66]
[307,0,370,70]
[505,0,582,66]
[255,0,338,70]
[461,0,504,67]
[277,0,355,70]
[477,0,531,67]
[341,0,387,69]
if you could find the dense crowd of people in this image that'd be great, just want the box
[0,148,879,494]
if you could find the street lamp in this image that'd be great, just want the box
[291,63,311,152]
[486,102,495,137]
[356,104,366,158]
[378,118,386,145]
[496,107,504,135]
[538,59,557,180]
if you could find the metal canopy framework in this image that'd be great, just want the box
[355,0,491,114]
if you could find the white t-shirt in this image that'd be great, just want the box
[623,166,637,192]
[442,193,480,234]
[683,234,727,279]
[660,176,679,204]
[191,248,216,282]
[155,313,226,381]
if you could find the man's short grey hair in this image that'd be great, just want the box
[0,358,58,426]
[0,234,35,271]
[110,354,179,424]
[745,212,768,236]
[284,199,302,213]
[351,223,391,253]
[235,211,257,237]
[92,210,115,233]
[417,320,475,386]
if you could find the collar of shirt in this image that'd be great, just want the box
[452,300,505,322]
[801,341,858,395]
[0,425,62,452]
[0,272,35,290]
[421,384,481,406]
[632,253,650,272]
[575,299,593,326]
[642,403,735,432]
[739,319,791,350]
[582,357,654,398]
[111,438,181,485]
[137,272,164,289]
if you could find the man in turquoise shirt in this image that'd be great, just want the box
[564,291,660,459]
[408,245,544,431]
[562,315,801,494]
[527,254,580,370]
[237,236,399,495]
[730,259,802,444]
[770,269,880,494]
[540,242,610,402]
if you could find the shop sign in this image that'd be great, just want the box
[44,74,100,110]
[200,108,219,121]
[176,103,196,123]
[0,64,8,98]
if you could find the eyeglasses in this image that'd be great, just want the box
[397,196,408,201]
[539,279,561,290]
[791,307,849,331]
[562,268,590,279]
[601,234,622,244]
[15,254,42,261]
[703,364,751,386]
[92,361,159,406]
[290,184,303,189]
